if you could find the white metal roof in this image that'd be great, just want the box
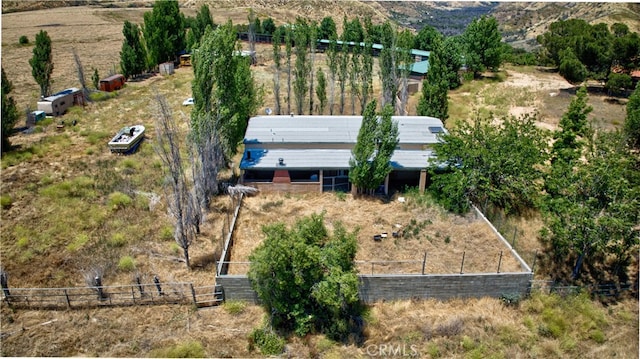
[243,115,446,145]
[240,148,436,171]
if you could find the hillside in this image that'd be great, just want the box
[1,3,638,358]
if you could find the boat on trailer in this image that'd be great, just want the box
[108,125,145,154]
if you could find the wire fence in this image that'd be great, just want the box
[1,282,224,310]
[529,280,636,298]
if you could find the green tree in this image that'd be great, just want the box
[349,101,399,194]
[413,25,443,51]
[1,68,19,151]
[308,21,318,115]
[143,0,185,66]
[540,131,640,283]
[190,21,260,205]
[342,16,364,43]
[316,68,327,114]
[605,73,633,96]
[337,40,349,115]
[558,49,588,84]
[624,83,640,149]
[379,21,398,109]
[29,30,53,97]
[440,36,463,89]
[358,34,374,114]
[262,17,276,35]
[326,34,339,115]
[120,20,147,79]
[429,114,550,214]
[186,4,214,51]
[248,213,361,340]
[284,25,293,114]
[550,86,592,167]
[293,18,309,115]
[417,37,450,121]
[91,68,99,90]
[462,15,503,76]
[272,27,283,115]
[319,16,337,39]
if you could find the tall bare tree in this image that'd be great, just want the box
[153,93,197,269]
[72,48,89,101]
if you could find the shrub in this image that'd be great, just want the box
[89,91,118,102]
[150,340,206,358]
[18,35,28,44]
[108,233,127,247]
[117,256,136,271]
[606,73,633,96]
[222,300,246,314]
[0,195,12,209]
[107,191,132,210]
[160,225,174,241]
[67,233,90,251]
[248,327,285,356]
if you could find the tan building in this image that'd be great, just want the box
[239,115,447,194]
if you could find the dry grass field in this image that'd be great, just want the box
[1,4,637,359]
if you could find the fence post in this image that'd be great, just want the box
[497,251,503,273]
[136,276,145,297]
[421,252,427,275]
[460,251,466,274]
[154,276,163,296]
[1,270,10,299]
[64,289,71,308]
[95,276,106,301]
[131,286,136,304]
[189,283,197,306]
[511,228,517,248]
[371,262,374,275]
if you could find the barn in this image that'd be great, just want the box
[99,74,125,92]
[239,115,447,195]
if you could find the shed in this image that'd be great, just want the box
[26,110,46,127]
[159,62,175,75]
[99,74,125,92]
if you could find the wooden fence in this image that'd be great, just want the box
[1,282,224,310]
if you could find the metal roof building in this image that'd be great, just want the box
[240,115,447,194]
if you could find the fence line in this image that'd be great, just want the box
[217,193,244,276]
[220,250,520,276]
[529,280,636,298]
[1,282,224,310]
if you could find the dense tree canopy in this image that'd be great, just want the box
[143,0,186,65]
[462,15,503,75]
[538,19,640,82]
[186,4,215,51]
[319,16,337,40]
[625,84,640,149]
[428,114,550,214]
[29,30,53,97]
[248,213,361,341]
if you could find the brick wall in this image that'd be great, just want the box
[216,272,533,304]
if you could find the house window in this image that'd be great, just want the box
[289,170,319,182]
[243,170,274,182]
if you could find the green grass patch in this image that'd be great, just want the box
[222,300,246,315]
[149,340,206,358]
[108,232,128,247]
[107,191,133,210]
[81,130,111,145]
[39,176,96,199]
[67,233,90,251]
[160,225,174,241]
[1,195,13,209]
[89,91,118,102]
[1,143,45,168]
[248,327,285,356]
[261,199,284,211]
[117,255,136,271]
